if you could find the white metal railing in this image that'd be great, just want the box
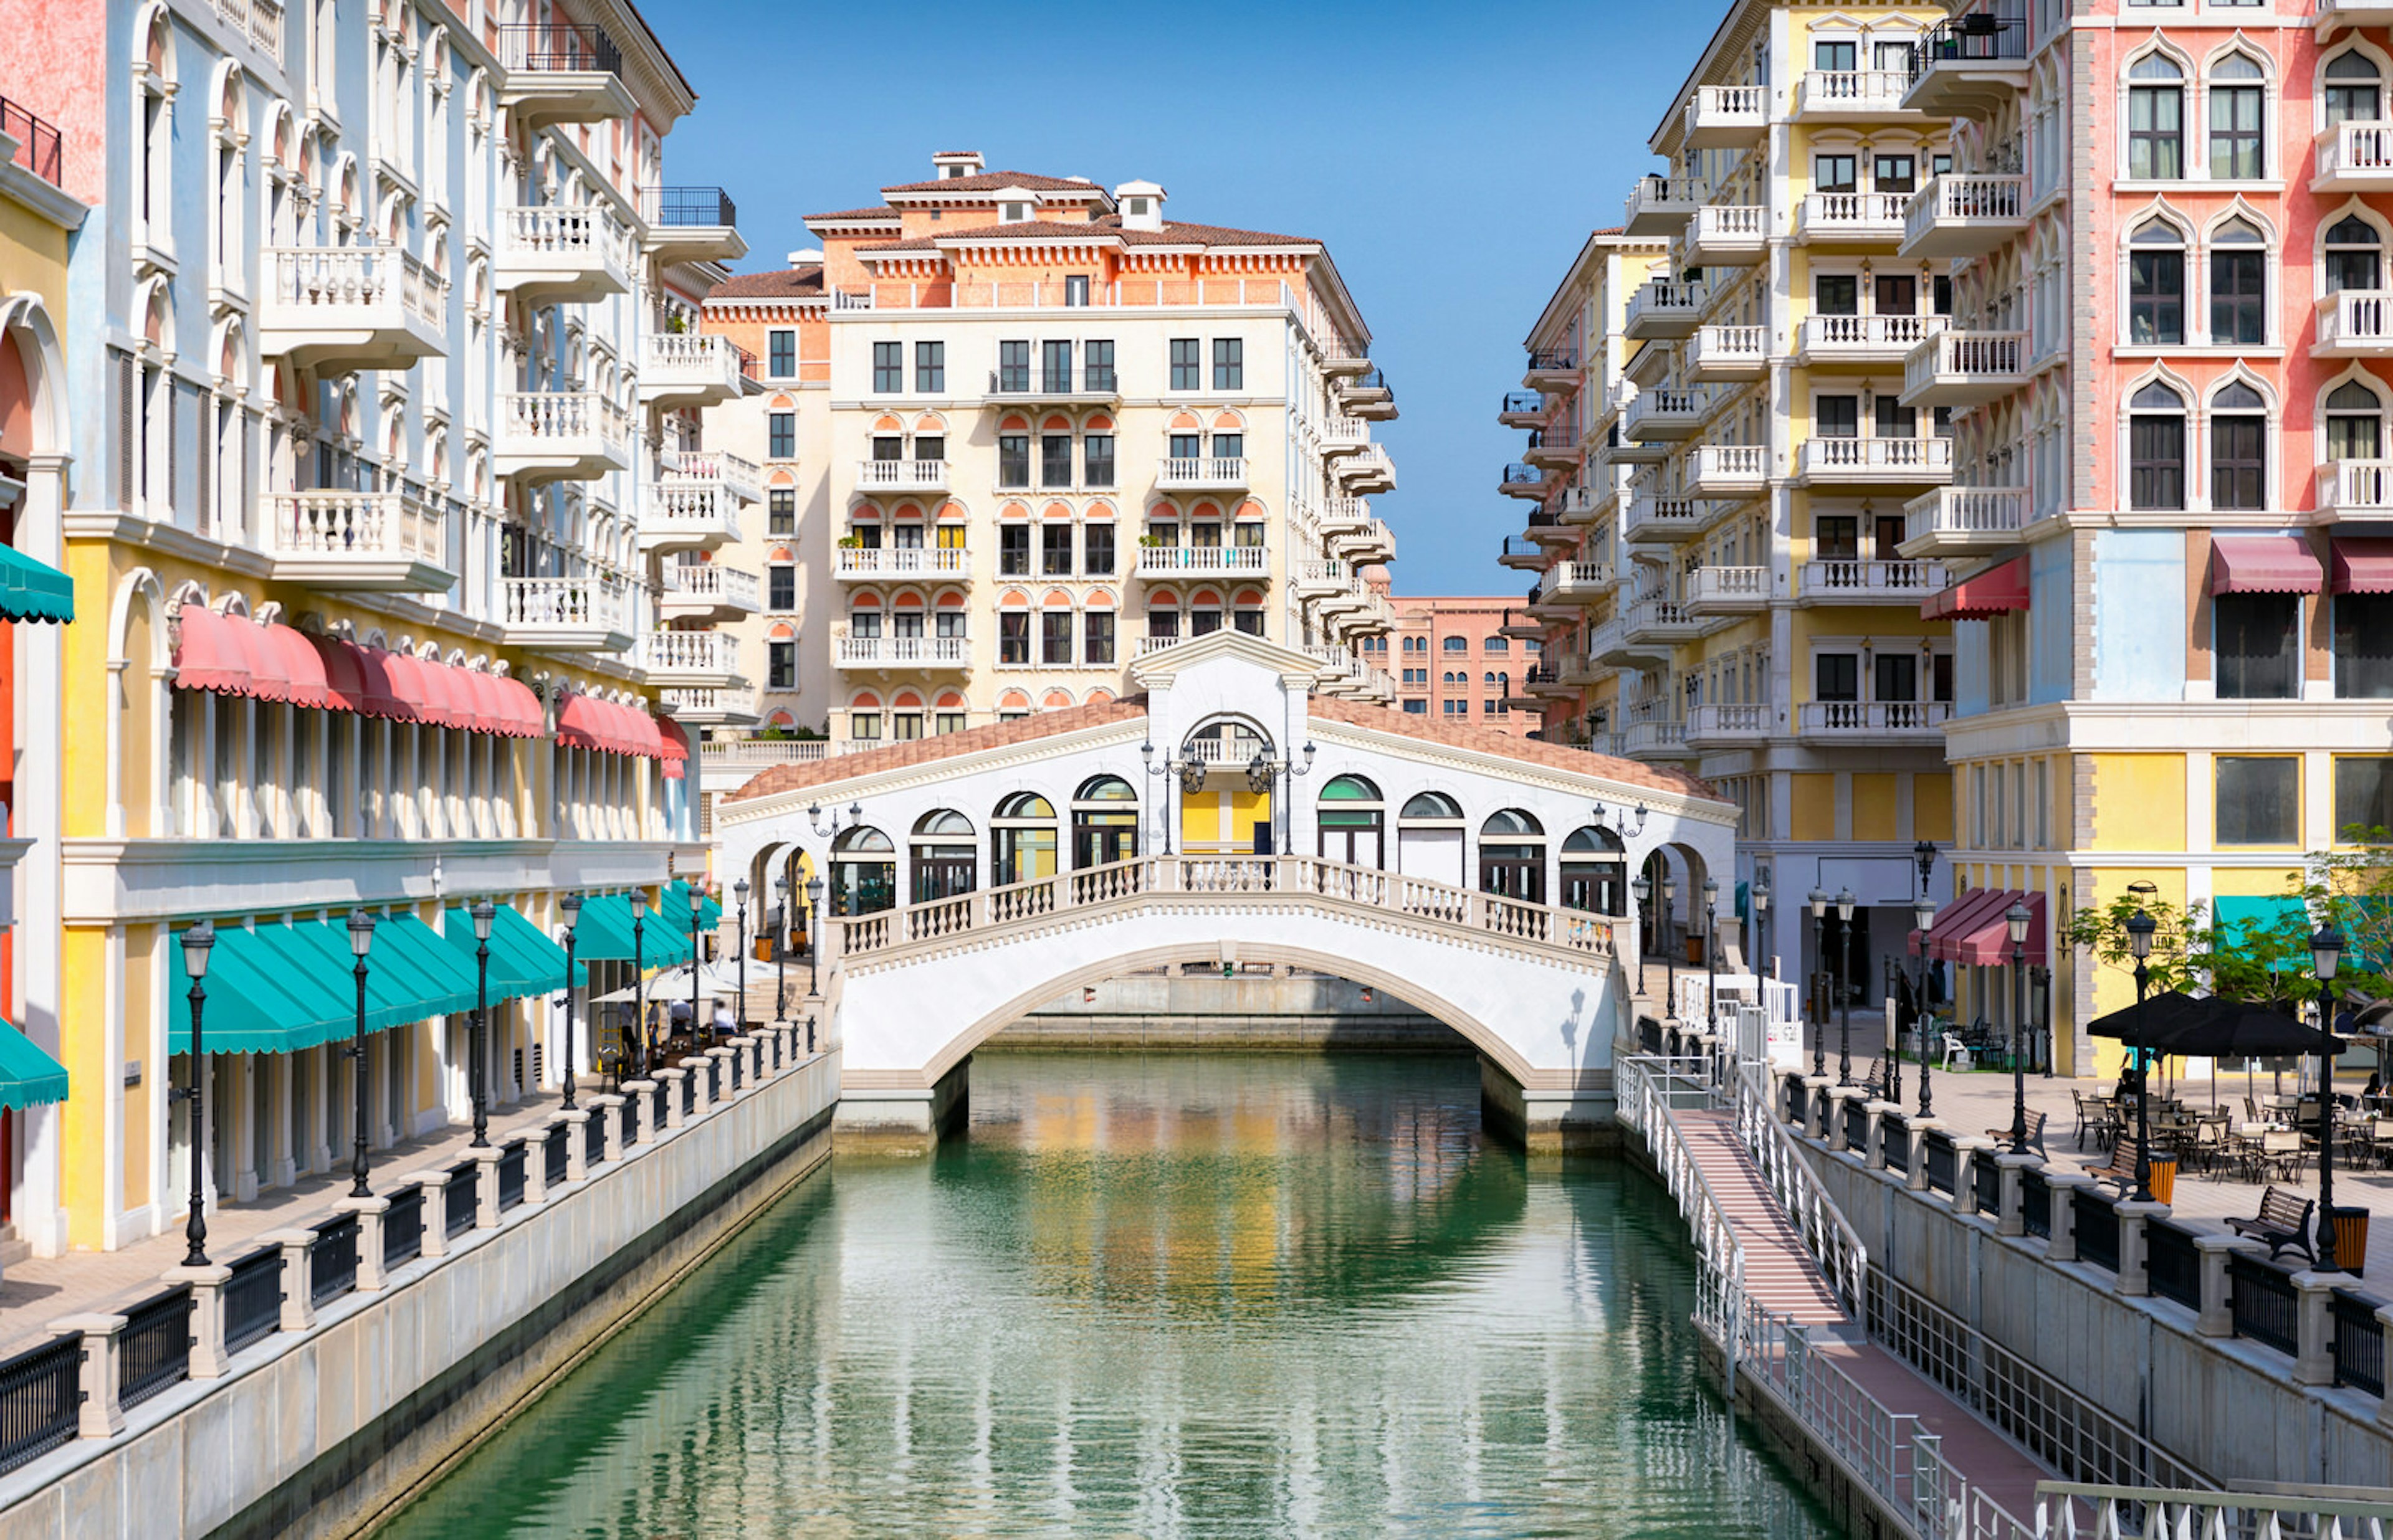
[1803,313,1944,353]
[2031,1485,2392,1540]
[1798,558,1947,597]
[2319,120,2393,183]
[1798,435,1954,477]
[2319,458,2393,516]
[267,490,446,566]
[836,635,969,667]
[1686,564,1766,605]
[499,204,629,267]
[661,563,759,609]
[1797,69,1911,113]
[499,575,631,633]
[2319,288,2393,349]
[265,244,447,330]
[1731,1063,1868,1319]
[1156,456,1250,488]
[1138,545,1268,574]
[1798,700,1952,733]
[499,391,628,452]
[1618,1055,1746,1283]
[854,459,950,490]
[1906,485,2028,541]
[1800,191,1909,235]
[641,630,739,675]
[835,546,970,578]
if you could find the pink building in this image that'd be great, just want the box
[1388,589,1540,736]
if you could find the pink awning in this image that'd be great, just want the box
[493,675,545,738]
[311,633,368,714]
[1947,889,2048,968]
[1911,886,2008,958]
[171,606,252,695]
[2210,535,2323,596]
[556,693,616,754]
[659,717,690,779]
[2331,538,2393,595]
[1921,556,2028,621]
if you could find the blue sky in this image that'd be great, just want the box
[655,2,1722,597]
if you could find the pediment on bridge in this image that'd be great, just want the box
[1127,628,1324,690]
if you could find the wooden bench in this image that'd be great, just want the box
[1858,1056,1889,1099]
[2227,1186,2316,1266]
[1985,1108,2048,1160]
[2089,1135,2147,1195]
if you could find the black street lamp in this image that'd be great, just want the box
[630,890,648,1080]
[1701,877,1719,1039]
[1835,888,1856,1087]
[733,878,750,1042]
[558,893,582,1112]
[2314,921,2346,1271]
[767,903,788,1029]
[688,884,704,1048]
[2006,901,2032,1150]
[469,900,495,1148]
[806,875,825,999]
[177,921,216,1268]
[1662,869,1681,1015]
[1808,890,1830,1078]
[2125,908,2157,1201]
[1901,893,1931,1117]
[346,910,376,1199]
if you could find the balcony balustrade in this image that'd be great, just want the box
[1498,391,1548,427]
[1899,486,2030,558]
[1536,561,1615,606]
[1293,558,1352,596]
[1798,311,1944,365]
[264,490,452,592]
[2316,459,2393,522]
[1625,175,1704,236]
[1901,329,2027,408]
[1622,597,1703,646]
[1684,564,1768,614]
[639,630,744,687]
[2318,0,2393,24]
[1686,204,1768,267]
[1795,69,1919,119]
[855,458,952,493]
[1157,455,1252,491]
[1793,435,1953,487]
[1685,703,1771,746]
[2316,290,2393,357]
[836,546,972,580]
[1688,325,1768,383]
[1797,558,1949,603]
[1795,191,1909,245]
[208,1,285,65]
[1335,518,1397,564]
[1624,387,1706,443]
[1624,278,1705,340]
[1684,84,1768,148]
[1557,650,1606,687]
[985,364,1122,406]
[1522,349,1579,387]
[1138,545,1269,577]
[638,333,752,408]
[494,206,632,305]
[837,635,971,670]
[656,688,759,728]
[1340,368,1396,421]
[259,244,447,373]
[1319,416,1373,457]
[496,21,633,127]
[1797,700,1953,739]
[638,186,745,264]
[1903,13,2032,120]
[2320,121,2393,193]
[1525,423,1581,465]
[658,448,763,505]
[1688,444,1769,498]
[641,482,743,554]
[498,575,634,653]
[1498,536,1545,573]
[1624,487,1708,544]
[1339,445,1397,492]
[657,562,761,619]
[1318,496,1372,535]
[495,391,630,483]
[1900,174,2029,259]
[1623,717,1692,759]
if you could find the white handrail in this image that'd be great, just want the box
[1732,1061,1869,1323]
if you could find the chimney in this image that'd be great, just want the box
[788,248,824,269]
[931,150,985,180]
[1115,179,1166,232]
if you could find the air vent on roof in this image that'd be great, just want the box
[788,248,824,269]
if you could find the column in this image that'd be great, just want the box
[48,1314,128,1437]
[336,1194,390,1292]
[160,1263,233,1379]
[2194,1234,2265,1337]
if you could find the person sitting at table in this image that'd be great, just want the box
[2364,1072,2384,1113]
[2117,1055,2148,1100]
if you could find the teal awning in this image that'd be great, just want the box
[366,913,480,1019]
[0,1021,67,1110]
[171,916,481,1055]
[170,924,348,1054]
[499,904,587,989]
[0,545,72,624]
[442,904,586,1001]
[661,880,720,939]
[571,893,691,967]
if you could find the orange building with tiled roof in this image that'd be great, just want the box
[695,151,1401,836]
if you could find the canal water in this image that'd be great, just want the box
[376,1053,1832,1538]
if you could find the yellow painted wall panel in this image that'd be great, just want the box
[1914,773,1954,844]
[1790,774,1837,842]
[1851,774,1897,843]
[2087,755,2185,852]
[60,927,108,1247]
[2210,867,2301,898]
[122,927,152,1210]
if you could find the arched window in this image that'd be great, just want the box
[829,825,896,916]
[1402,792,1461,819]
[2328,379,2382,462]
[1478,809,1547,903]
[2128,222,2184,345]
[2327,215,2382,295]
[1184,718,1269,765]
[1317,774,1385,867]
[2210,381,2268,511]
[2209,55,2265,181]
[1560,826,1628,917]
[2129,383,2187,511]
[991,792,1058,886]
[2328,52,2382,128]
[2128,55,2184,180]
[2210,219,2266,346]
[1396,792,1464,885]
[910,810,977,903]
[1071,776,1139,868]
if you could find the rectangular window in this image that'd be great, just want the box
[891,713,924,741]
[1234,609,1264,637]
[851,713,881,741]
[2210,251,2265,346]
[1084,524,1115,575]
[1213,338,1243,390]
[768,412,795,460]
[2129,249,2185,346]
[2337,593,2393,698]
[871,436,902,462]
[2334,756,2393,835]
[2215,756,2298,845]
[913,435,943,464]
[1874,652,1918,703]
[1873,40,1909,72]
[1042,523,1074,576]
[768,330,796,378]
[915,341,945,393]
[1814,273,1860,315]
[998,340,1029,393]
[1872,153,1916,194]
[1213,432,1244,461]
[998,523,1030,576]
[1813,154,1858,194]
[1040,434,1074,488]
[1190,608,1221,637]
[767,488,796,535]
[1041,611,1072,665]
[999,611,1031,665]
[1404,699,1426,715]
[767,640,796,688]
[1084,610,1115,664]
[1169,432,1202,460]
[2214,591,2301,700]
[998,434,1029,488]
[1084,340,1115,394]
[1875,397,1916,439]
[2209,85,2263,180]
[936,609,966,639]
[2129,86,2182,180]
[767,565,796,611]
[936,711,968,735]
[1815,39,1856,72]
[1064,274,1090,307]
[1148,609,1180,640]
[2128,414,2184,510]
[1170,338,1200,391]
[1083,434,1115,488]
[2211,417,2265,511]
[1815,653,1860,701]
[872,341,902,394]
[1042,340,1073,393]
[1815,396,1860,438]
[1874,273,1918,317]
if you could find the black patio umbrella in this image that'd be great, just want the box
[2088,992,2336,1111]
[2086,990,2208,1097]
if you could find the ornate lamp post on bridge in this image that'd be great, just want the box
[733,878,750,1040]
[630,889,649,1081]
[1834,889,1856,1087]
[469,900,495,1148]
[1701,877,1719,1040]
[805,876,826,1050]
[2005,901,2032,1151]
[1911,892,1936,1118]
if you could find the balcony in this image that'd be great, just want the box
[1623,387,1706,443]
[1157,455,1251,492]
[1902,14,2032,120]
[494,206,633,306]
[1685,204,1768,268]
[495,391,631,484]
[640,629,746,690]
[856,458,952,494]
[1319,416,1375,458]
[1536,561,1615,607]
[1794,70,1919,120]
[1797,312,1944,366]
[1519,665,1574,705]
[1683,564,1768,616]
[2315,290,2393,358]
[657,562,761,622]
[836,546,972,581]
[2318,0,2393,23]
[1522,349,1579,389]
[1901,329,2026,409]
[1684,85,1769,149]
[1336,517,1397,565]
[1,93,63,189]
[1797,558,1949,604]
[258,244,447,374]
[838,635,972,672]
[1591,617,1665,667]
[1340,366,1397,421]
[1499,391,1548,428]
[1557,650,1607,687]
[639,186,745,265]
[497,22,633,128]
[1139,544,1270,578]
[1624,279,1704,340]
[1525,423,1581,466]
[1339,445,1397,493]
[1900,487,2028,559]
[1524,510,1578,552]
[1497,535,1547,573]
[1625,175,1703,236]
[2316,460,2393,523]
[1622,597,1703,648]
[1500,608,1550,641]
[1792,435,1953,488]
[498,574,634,654]
[639,333,753,409]
[1797,700,1952,742]
[1623,717,1693,760]
[1624,487,1706,544]
[1557,484,1606,523]
[1900,174,2029,260]
[1688,444,1769,499]
[1317,335,1372,376]
[640,482,743,555]
[1686,326,1767,385]
[1685,703,1770,747]
[985,364,1122,407]
[1794,191,1908,246]
[659,448,763,505]
[657,688,759,729]
[1318,496,1372,535]
[1292,558,1353,598]
[264,490,452,592]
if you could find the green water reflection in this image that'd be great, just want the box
[375,1053,1832,1538]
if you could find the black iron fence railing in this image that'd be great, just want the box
[1883,1116,1911,1176]
[0,95,63,189]
[498,21,621,76]
[583,1109,604,1168]
[223,1246,283,1356]
[497,1141,528,1212]
[2332,1290,2386,1397]
[641,185,735,229]
[1842,1098,1869,1154]
[383,1184,424,1271]
[2073,1191,2121,1272]
[2021,1167,2051,1239]
[0,1335,82,1473]
[308,1214,360,1308]
[544,1124,570,1189]
[1923,1129,1957,1194]
[444,1159,478,1238]
[2228,1253,2300,1355]
[117,1285,192,1411]
[1908,12,2029,83]
[1972,1149,2002,1216]
[2144,1220,2200,1311]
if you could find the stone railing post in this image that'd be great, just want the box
[160,1263,233,1379]
[709,1045,738,1101]
[264,1229,318,1331]
[1801,1077,1833,1141]
[624,1080,657,1144]
[2043,1171,2094,1263]
[2379,1305,2393,1427]
[473,1144,506,1229]
[1864,1103,1899,1172]
[2194,1235,2265,1337]
[336,1193,390,1291]
[406,1167,454,1260]
[562,1109,591,1182]
[1904,1119,1942,1192]
[1822,1087,1859,1154]
[594,1093,628,1161]
[657,1067,689,1129]
[48,1314,128,1438]
[1950,1136,1996,1217]
[1994,1153,2038,1238]
[742,1035,761,1084]
[2291,1272,2341,1386]
[2113,1199,2167,1297]
[523,1132,550,1207]
[690,1057,715,1116]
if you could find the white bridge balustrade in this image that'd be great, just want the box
[264,490,453,592]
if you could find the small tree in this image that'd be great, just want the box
[2065,893,2207,997]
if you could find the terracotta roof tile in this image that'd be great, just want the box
[855,214,1320,256]
[1304,696,1721,802]
[725,697,1150,803]
[1119,217,1317,248]
[709,265,824,300]
[803,206,900,223]
[881,171,1108,194]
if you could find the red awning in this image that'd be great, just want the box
[381,651,472,729]
[262,624,330,710]
[2331,538,2393,595]
[1921,556,2029,621]
[620,706,664,760]
[494,675,544,738]
[172,606,252,695]
[311,633,368,713]
[1911,886,2007,958]
[2210,535,2323,596]
[459,670,506,735]
[356,647,410,720]
[659,717,690,779]
[1949,888,2048,968]
[557,693,614,753]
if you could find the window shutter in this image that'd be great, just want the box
[195,396,213,537]
[114,353,134,508]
